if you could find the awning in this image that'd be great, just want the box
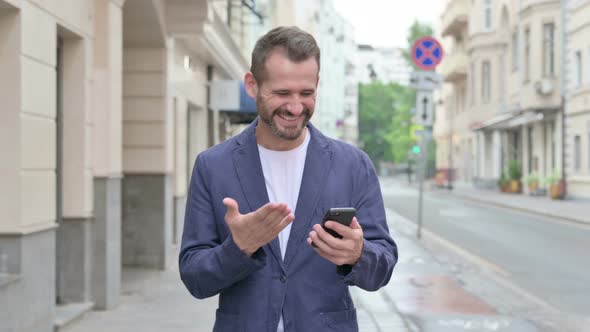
[504,112,544,128]
[209,80,257,114]
[472,111,546,131]
[238,82,256,113]
[471,113,517,131]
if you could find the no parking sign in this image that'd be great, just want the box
[411,36,443,70]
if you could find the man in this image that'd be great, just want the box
[179,26,397,332]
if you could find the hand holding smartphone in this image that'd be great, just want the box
[321,207,356,239]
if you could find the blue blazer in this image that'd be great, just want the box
[180,119,398,332]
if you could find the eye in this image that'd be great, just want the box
[301,91,314,96]
[275,91,289,96]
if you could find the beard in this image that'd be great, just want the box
[257,96,313,141]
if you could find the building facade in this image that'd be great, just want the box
[435,0,587,199]
[355,45,412,86]
[566,0,590,197]
[0,0,267,331]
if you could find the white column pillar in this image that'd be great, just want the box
[492,130,502,178]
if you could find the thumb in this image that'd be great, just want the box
[350,217,362,230]
[223,197,240,220]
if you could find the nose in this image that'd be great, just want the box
[284,101,304,116]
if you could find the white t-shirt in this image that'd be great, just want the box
[257,129,310,332]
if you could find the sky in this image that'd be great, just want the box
[332,0,446,49]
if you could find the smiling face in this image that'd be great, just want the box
[245,48,319,150]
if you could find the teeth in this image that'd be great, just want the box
[279,114,297,121]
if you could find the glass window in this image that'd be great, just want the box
[482,61,491,102]
[575,50,583,87]
[471,62,476,104]
[574,135,582,172]
[512,30,519,71]
[524,27,530,82]
[543,23,555,76]
[484,0,492,30]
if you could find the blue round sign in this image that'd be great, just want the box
[411,36,443,70]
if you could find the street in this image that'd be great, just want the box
[380,177,590,331]
[60,178,590,332]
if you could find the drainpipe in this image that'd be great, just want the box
[560,0,567,197]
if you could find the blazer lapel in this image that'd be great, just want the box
[283,124,332,267]
[232,119,284,269]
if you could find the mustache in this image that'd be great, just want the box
[273,108,312,117]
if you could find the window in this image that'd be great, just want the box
[482,61,491,102]
[512,30,519,71]
[575,50,583,87]
[524,27,530,82]
[499,54,505,102]
[471,62,476,104]
[484,0,492,30]
[574,135,582,172]
[543,23,555,76]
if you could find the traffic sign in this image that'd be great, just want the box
[409,71,442,91]
[410,124,424,141]
[415,91,434,126]
[411,36,444,71]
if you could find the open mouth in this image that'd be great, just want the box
[276,112,300,122]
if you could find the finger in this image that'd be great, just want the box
[223,197,240,220]
[263,203,290,226]
[252,202,279,220]
[313,224,348,250]
[350,217,362,229]
[308,229,340,257]
[323,220,356,239]
[307,237,340,262]
[275,213,295,232]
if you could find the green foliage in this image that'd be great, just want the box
[358,82,415,165]
[508,160,521,180]
[543,169,562,186]
[521,172,539,184]
[498,172,509,186]
[402,20,435,69]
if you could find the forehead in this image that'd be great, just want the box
[261,49,319,87]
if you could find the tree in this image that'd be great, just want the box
[358,82,415,167]
[385,84,415,163]
[402,20,435,70]
[358,82,395,165]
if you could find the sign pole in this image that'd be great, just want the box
[409,35,443,240]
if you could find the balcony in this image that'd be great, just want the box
[438,48,468,83]
[441,0,469,38]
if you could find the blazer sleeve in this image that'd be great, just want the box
[340,151,398,291]
[179,154,266,299]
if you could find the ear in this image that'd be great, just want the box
[244,71,258,99]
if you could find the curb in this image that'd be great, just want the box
[444,191,590,226]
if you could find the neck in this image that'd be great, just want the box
[256,122,307,151]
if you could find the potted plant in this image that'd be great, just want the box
[544,170,564,200]
[521,172,539,195]
[508,160,522,193]
[498,172,509,192]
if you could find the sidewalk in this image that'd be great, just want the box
[393,175,590,225]
[436,181,590,225]
[60,205,581,332]
[61,246,409,332]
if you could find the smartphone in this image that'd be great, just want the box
[321,207,356,239]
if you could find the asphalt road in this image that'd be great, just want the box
[380,179,590,321]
